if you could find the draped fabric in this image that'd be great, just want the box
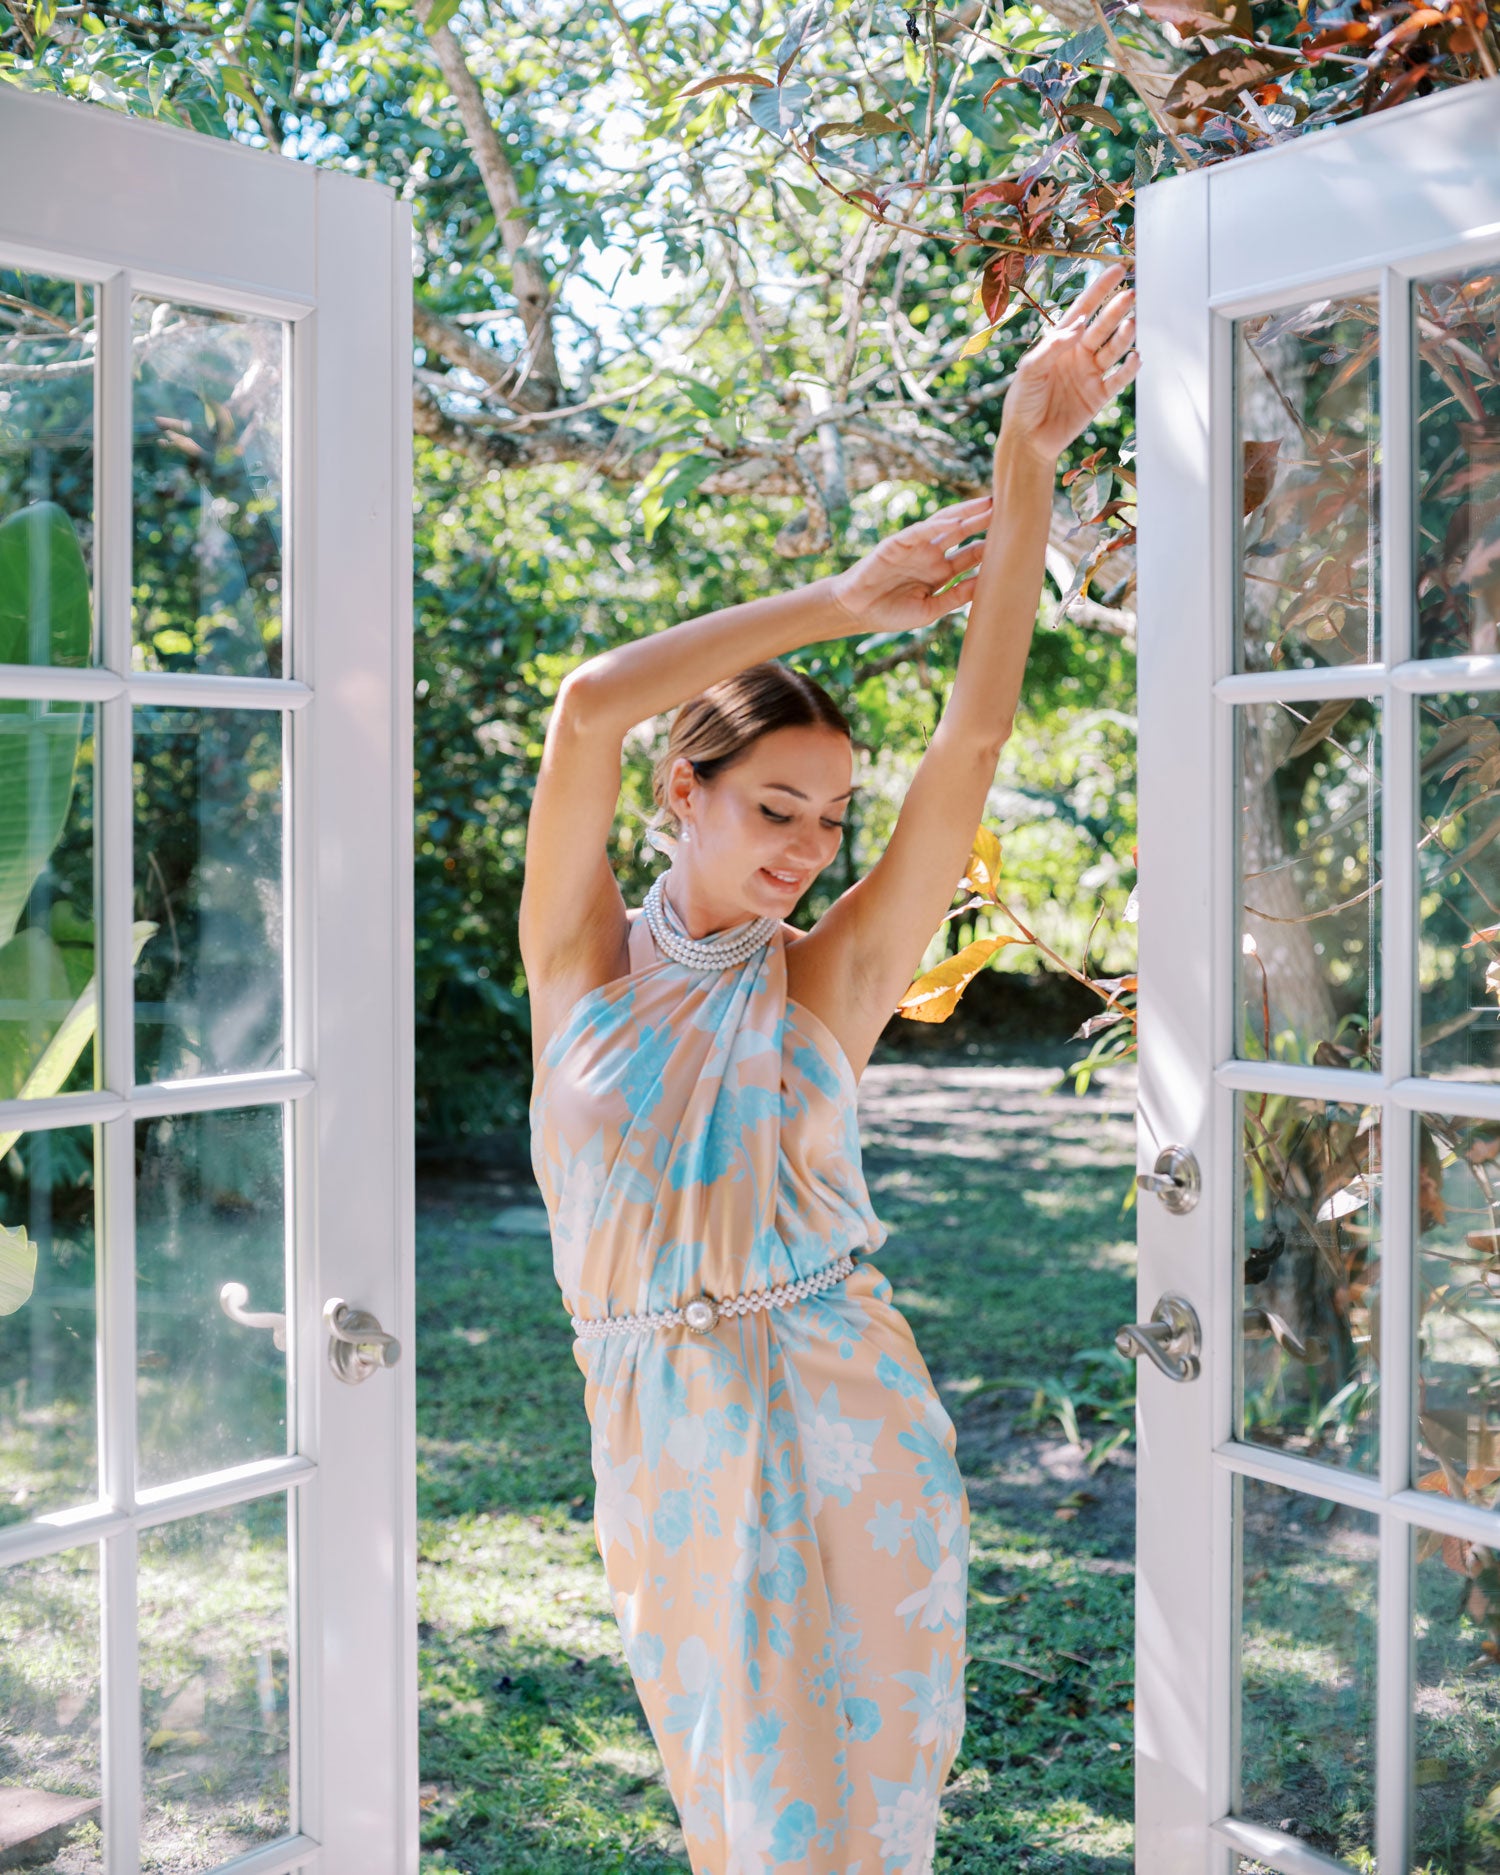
[529,900,969,1875]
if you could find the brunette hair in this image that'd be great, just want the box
[648,661,851,844]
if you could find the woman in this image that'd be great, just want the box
[523,264,1137,1874]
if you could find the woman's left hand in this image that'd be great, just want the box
[998,262,1139,467]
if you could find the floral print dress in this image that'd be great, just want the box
[529,893,970,1875]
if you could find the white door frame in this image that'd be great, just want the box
[0,89,416,1873]
[1136,75,1500,1874]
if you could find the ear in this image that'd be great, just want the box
[664,754,698,829]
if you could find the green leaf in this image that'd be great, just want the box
[748,81,811,135]
[425,0,461,31]
[0,920,157,1161]
[0,505,91,948]
[0,501,91,670]
[0,1220,36,1318]
[1050,24,1108,66]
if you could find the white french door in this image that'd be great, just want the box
[1134,76,1500,1874]
[0,91,416,1873]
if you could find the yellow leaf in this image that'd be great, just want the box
[896,935,1026,1023]
[959,326,994,358]
[0,1220,36,1318]
[962,826,1004,902]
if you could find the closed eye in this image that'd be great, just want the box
[760,806,845,830]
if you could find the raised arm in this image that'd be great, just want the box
[520,565,975,1056]
[794,265,1140,1067]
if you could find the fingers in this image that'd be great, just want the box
[1095,316,1136,372]
[1101,352,1142,399]
[1083,287,1135,355]
[943,539,988,573]
[1064,260,1129,328]
[927,567,980,616]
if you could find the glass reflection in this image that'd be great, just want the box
[1239,1476,1376,1860]
[1416,265,1500,661]
[1419,694,1500,1080]
[0,1544,103,1872]
[1417,1115,1500,1506]
[1238,700,1379,1069]
[0,702,96,1103]
[139,1498,291,1868]
[132,299,284,677]
[0,270,95,668]
[1240,1095,1379,1472]
[136,1106,287,1490]
[0,1127,96,1524]
[1236,295,1380,673]
[1413,1521,1500,1871]
[133,707,283,1085]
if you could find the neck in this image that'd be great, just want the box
[662,870,761,940]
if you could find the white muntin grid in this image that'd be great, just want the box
[0,251,317,1875]
[1205,229,1500,1875]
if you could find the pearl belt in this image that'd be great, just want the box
[569,1253,857,1340]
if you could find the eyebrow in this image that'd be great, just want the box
[763,783,858,802]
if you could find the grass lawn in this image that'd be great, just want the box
[415,1051,1140,1873]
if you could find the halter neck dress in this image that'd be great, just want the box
[528,891,970,1875]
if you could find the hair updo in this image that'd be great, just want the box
[647,661,852,848]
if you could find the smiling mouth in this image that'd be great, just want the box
[760,868,801,888]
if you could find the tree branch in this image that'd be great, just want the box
[413,0,562,397]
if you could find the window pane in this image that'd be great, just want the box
[139,1498,291,1868]
[1238,700,1379,1069]
[1238,1476,1376,1861]
[136,1106,287,1490]
[1415,264,1500,661]
[0,701,96,1102]
[0,1544,102,1872]
[1417,1114,1500,1505]
[1239,1095,1379,1474]
[1413,1518,1500,1871]
[132,299,285,678]
[0,1126,96,1524]
[0,270,95,669]
[133,707,283,1085]
[1236,296,1380,673]
[1418,694,1500,1080]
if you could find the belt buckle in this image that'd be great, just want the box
[682,1293,719,1335]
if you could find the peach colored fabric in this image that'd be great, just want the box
[529,900,969,1874]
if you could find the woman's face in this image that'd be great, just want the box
[667,724,854,923]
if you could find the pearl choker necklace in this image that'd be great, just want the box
[642,873,778,972]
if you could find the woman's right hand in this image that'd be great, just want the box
[827,494,994,636]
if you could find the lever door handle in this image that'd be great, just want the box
[324,1297,401,1386]
[219,1281,287,1351]
[1243,1305,1323,1364]
[1115,1293,1202,1383]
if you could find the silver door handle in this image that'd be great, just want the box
[1243,1305,1323,1364]
[324,1297,401,1386]
[1115,1293,1202,1382]
[1135,1144,1200,1215]
[219,1281,287,1351]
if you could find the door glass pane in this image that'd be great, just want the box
[0,269,95,668]
[1239,1476,1376,1860]
[139,1496,291,1868]
[1236,295,1380,673]
[0,1544,102,1873]
[1239,1094,1379,1473]
[134,707,283,1085]
[1417,1113,1500,1503]
[0,701,96,1102]
[133,298,285,679]
[136,1105,287,1490]
[1413,1518,1500,1872]
[1418,693,1500,1080]
[1415,264,1500,661]
[1238,700,1380,1069]
[0,1125,96,1523]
